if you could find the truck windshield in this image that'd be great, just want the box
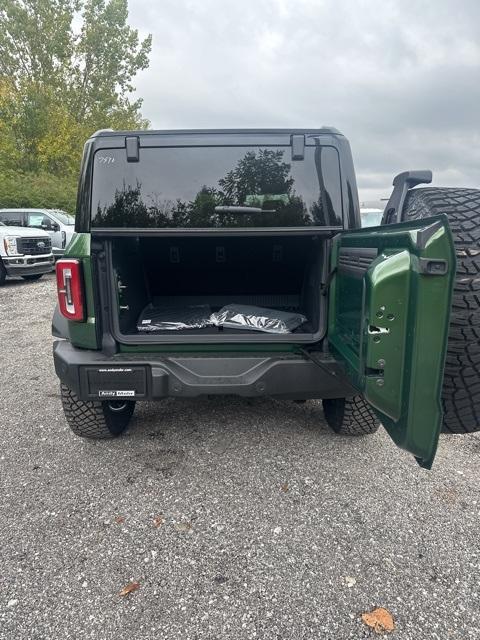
[52,210,75,225]
[90,145,343,228]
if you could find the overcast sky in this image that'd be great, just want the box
[129,0,480,205]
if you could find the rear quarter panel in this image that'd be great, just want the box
[63,233,99,349]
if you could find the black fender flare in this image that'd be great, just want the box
[52,304,70,339]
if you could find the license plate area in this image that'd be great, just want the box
[81,366,147,399]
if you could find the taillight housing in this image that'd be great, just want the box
[56,259,85,321]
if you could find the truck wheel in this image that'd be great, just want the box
[60,384,135,438]
[401,188,480,434]
[0,260,6,286]
[323,395,380,435]
[22,274,43,281]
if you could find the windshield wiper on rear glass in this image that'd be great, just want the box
[214,206,276,214]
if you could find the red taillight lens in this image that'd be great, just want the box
[56,259,85,321]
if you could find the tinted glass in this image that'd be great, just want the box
[91,146,342,228]
[0,211,25,226]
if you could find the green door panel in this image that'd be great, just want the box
[328,214,455,469]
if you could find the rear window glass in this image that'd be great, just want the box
[90,146,343,228]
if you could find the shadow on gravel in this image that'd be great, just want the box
[2,278,40,287]
[2,272,56,287]
[132,396,332,439]
[70,395,381,484]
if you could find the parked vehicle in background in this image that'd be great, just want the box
[53,128,480,469]
[360,208,383,227]
[0,221,54,284]
[0,209,75,257]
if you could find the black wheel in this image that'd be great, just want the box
[323,395,380,435]
[60,384,135,438]
[0,260,6,286]
[400,188,480,434]
[21,274,43,281]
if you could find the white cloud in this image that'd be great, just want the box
[127,0,480,201]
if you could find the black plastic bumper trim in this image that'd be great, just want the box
[53,340,355,401]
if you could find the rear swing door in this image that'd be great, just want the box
[328,215,455,468]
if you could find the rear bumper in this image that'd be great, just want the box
[53,340,355,401]
[4,254,55,276]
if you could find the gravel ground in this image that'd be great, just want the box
[1,273,480,640]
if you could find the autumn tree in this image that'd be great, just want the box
[0,0,151,211]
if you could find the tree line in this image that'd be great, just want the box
[0,0,151,212]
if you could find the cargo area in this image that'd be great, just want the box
[107,234,327,342]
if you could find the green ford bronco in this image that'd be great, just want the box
[52,128,480,468]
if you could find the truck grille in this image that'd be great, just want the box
[17,237,52,255]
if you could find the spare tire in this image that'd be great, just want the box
[400,187,480,433]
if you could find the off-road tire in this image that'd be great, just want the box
[22,274,43,281]
[0,260,6,286]
[60,384,135,438]
[401,187,480,434]
[323,395,380,435]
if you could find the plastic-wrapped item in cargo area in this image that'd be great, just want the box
[211,304,307,334]
[137,304,213,331]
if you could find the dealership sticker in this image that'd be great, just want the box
[99,390,135,398]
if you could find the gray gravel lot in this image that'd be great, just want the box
[1,273,480,639]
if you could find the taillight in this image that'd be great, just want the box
[56,259,85,321]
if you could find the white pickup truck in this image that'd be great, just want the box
[0,221,55,284]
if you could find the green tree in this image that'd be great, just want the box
[218,150,295,206]
[0,0,151,211]
[72,0,151,126]
[216,149,309,227]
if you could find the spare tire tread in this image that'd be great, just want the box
[403,187,480,433]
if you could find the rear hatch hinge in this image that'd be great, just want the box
[291,134,305,160]
[321,266,337,296]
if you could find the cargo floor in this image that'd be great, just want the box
[125,295,315,336]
